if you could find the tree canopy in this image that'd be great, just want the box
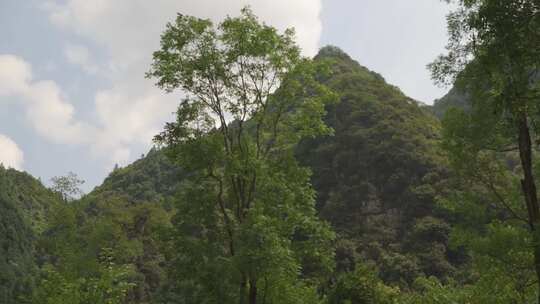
[4,4,540,303]
[147,8,337,304]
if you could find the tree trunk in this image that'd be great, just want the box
[516,114,540,302]
[239,274,247,304]
[534,244,540,304]
[249,278,257,304]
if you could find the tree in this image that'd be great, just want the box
[0,193,36,304]
[32,248,135,304]
[328,263,398,304]
[430,0,540,299]
[50,172,85,202]
[147,8,337,304]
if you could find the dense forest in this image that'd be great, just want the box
[2,1,540,303]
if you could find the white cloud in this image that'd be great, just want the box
[0,54,135,165]
[45,0,322,59]
[0,55,96,144]
[0,55,32,96]
[64,43,99,74]
[39,0,323,166]
[0,134,24,170]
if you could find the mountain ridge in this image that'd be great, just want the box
[0,46,463,302]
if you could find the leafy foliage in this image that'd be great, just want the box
[0,166,60,233]
[430,87,469,119]
[0,166,61,303]
[148,8,337,304]
[91,148,182,205]
[328,263,399,304]
[427,0,540,301]
[36,154,174,303]
[298,46,455,286]
[6,5,540,303]
[50,172,85,202]
[32,249,135,304]
[0,192,36,303]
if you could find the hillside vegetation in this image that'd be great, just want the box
[3,2,540,302]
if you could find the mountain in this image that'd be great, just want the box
[47,148,182,303]
[0,194,35,303]
[75,46,458,290]
[79,46,458,287]
[88,148,183,205]
[3,47,463,302]
[0,166,61,303]
[0,151,183,303]
[297,46,456,284]
[0,166,60,233]
[430,87,469,119]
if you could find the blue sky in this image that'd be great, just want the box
[0,0,451,192]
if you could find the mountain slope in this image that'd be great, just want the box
[89,148,183,204]
[29,47,459,302]
[0,166,60,233]
[43,148,183,303]
[85,46,457,287]
[79,46,457,287]
[297,46,454,284]
[0,194,35,303]
[0,166,61,302]
[430,87,469,119]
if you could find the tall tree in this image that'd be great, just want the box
[50,172,85,202]
[147,8,337,304]
[431,0,540,299]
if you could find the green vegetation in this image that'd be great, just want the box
[300,47,454,289]
[430,87,469,119]
[91,149,182,204]
[0,166,61,302]
[2,2,540,303]
[147,9,337,303]
[426,0,540,302]
[0,184,36,303]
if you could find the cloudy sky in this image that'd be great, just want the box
[0,0,451,191]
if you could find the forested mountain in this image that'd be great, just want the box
[73,46,459,290]
[3,7,537,300]
[430,87,469,119]
[299,46,457,285]
[0,194,35,304]
[0,166,60,233]
[0,166,60,303]
[71,46,463,298]
[3,2,539,302]
[89,148,182,205]
[35,150,178,303]
[0,45,465,303]
[0,149,182,303]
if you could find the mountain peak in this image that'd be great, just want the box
[316,45,353,61]
[315,45,389,87]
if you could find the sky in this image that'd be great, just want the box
[0,0,452,192]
